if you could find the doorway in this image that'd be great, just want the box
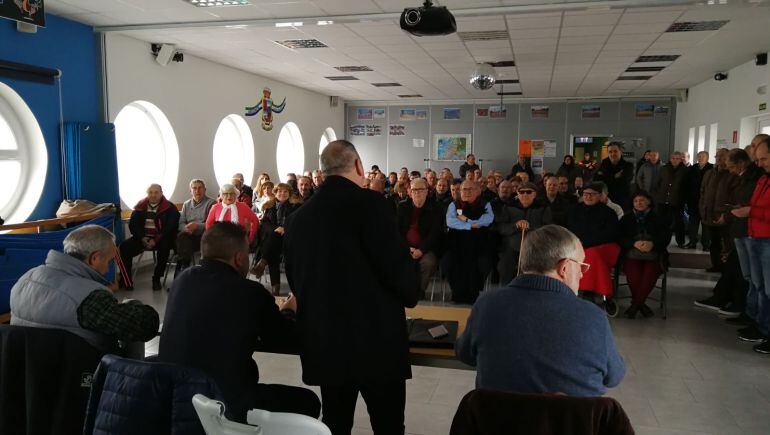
[570,134,612,163]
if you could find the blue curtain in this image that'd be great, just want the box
[0,214,116,313]
[63,122,83,200]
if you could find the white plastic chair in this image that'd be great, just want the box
[247,408,332,435]
[192,394,260,435]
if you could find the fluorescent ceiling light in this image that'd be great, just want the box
[276,22,303,27]
[317,20,334,26]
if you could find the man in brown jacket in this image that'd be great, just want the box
[699,148,733,272]
[654,151,689,247]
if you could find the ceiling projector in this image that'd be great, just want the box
[400,1,457,37]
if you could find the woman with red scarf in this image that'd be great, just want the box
[445,180,495,304]
[206,184,259,244]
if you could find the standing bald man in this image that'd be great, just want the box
[284,140,419,434]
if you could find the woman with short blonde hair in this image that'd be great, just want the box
[205,184,259,243]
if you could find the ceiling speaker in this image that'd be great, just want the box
[757,53,767,66]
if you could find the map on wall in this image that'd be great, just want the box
[434,134,471,161]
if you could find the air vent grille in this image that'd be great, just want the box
[335,66,372,72]
[666,20,729,32]
[398,94,423,98]
[635,55,680,63]
[274,39,327,49]
[625,66,665,72]
[488,60,516,68]
[372,83,402,87]
[325,76,358,81]
[459,31,510,41]
[617,76,653,80]
[497,91,522,95]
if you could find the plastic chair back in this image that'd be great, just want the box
[192,394,261,435]
[247,408,332,435]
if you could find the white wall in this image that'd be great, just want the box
[675,59,770,153]
[104,33,344,205]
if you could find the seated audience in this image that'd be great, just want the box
[510,155,535,182]
[159,222,320,422]
[495,182,552,285]
[450,179,463,203]
[400,167,409,179]
[297,175,314,202]
[176,179,216,272]
[446,181,494,304]
[543,176,573,226]
[557,175,579,203]
[594,142,634,211]
[425,170,438,190]
[252,183,301,295]
[556,154,580,190]
[253,181,275,219]
[579,153,597,183]
[509,175,523,192]
[409,170,421,181]
[482,176,498,203]
[490,180,516,215]
[434,177,452,206]
[515,171,530,183]
[635,151,662,194]
[206,184,259,244]
[601,182,625,220]
[397,179,443,297]
[11,225,159,353]
[654,151,688,247]
[619,191,668,318]
[286,173,299,193]
[231,177,253,208]
[232,172,253,200]
[312,169,324,189]
[370,177,386,195]
[459,154,480,179]
[389,179,410,212]
[440,167,454,182]
[568,182,621,299]
[456,225,625,396]
[253,173,271,204]
[493,170,504,186]
[119,183,180,290]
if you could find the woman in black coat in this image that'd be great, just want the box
[619,191,668,318]
[252,183,301,295]
[556,154,580,190]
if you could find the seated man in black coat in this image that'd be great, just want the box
[119,183,180,291]
[158,222,320,422]
[397,178,443,298]
[543,176,573,227]
[568,182,621,299]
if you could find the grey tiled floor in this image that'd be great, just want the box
[127,257,770,435]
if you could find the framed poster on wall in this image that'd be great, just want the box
[434,134,471,161]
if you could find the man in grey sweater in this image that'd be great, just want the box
[456,225,625,397]
[636,151,662,194]
[176,179,216,271]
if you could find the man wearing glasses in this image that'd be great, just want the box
[397,178,443,298]
[456,225,625,396]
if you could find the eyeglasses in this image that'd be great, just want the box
[564,258,590,274]
[518,190,535,195]
[411,188,427,192]
[582,191,600,197]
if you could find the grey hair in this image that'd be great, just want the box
[63,225,116,260]
[189,179,205,188]
[519,225,581,275]
[220,183,239,196]
[410,178,427,189]
[320,140,360,176]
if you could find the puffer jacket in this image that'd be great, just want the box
[84,354,224,434]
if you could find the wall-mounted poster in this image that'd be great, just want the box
[400,109,416,121]
[365,125,382,136]
[416,109,428,120]
[443,108,461,120]
[581,105,601,119]
[490,105,507,119]
[389,125,405,136]
[532,140,545,156]
[434,134,471,161]
[531,105,549,119]
[476,107,489,117]
[635,103,655,119]
[531,157,544,175]
[543,140,557,157]
[1,0,45,27]
[654,106,670,117]
[413,139,425,148]
[519,140,532,157]
[349,124,365,136]
[373,108,386,119]
[356,108,373,120]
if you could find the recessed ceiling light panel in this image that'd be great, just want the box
[635,55,680,63]
[625,66,665,72]
[185,0,250,7]
[617,76,653,80]
[666,20,729,32]
[398,94,423,98]
[497,91,522,95]
[487,60,516,68]
[325,76,359,81]
[372,83,402,87]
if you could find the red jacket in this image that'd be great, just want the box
[749,174,770,238]
[205,201,259,243]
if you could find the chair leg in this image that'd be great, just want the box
[131,251,145,283]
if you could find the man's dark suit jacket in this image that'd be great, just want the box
[284,176,420,387]
[396,199,444,254]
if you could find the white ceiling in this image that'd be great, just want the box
[45,0,770,102]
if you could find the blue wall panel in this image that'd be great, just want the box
[0,14,101,220]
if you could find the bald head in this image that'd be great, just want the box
[320,140,360,176]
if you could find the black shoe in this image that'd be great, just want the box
[639,303,655,318]
[717,304,742,318]
[705,267,721,273]
[152,277,162,291]
[726,313,752,325]
[738,326,767,343]
[754,341,770,354]
[624,305,639,319]
[685,242,698,249]
[694,297,722,311]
